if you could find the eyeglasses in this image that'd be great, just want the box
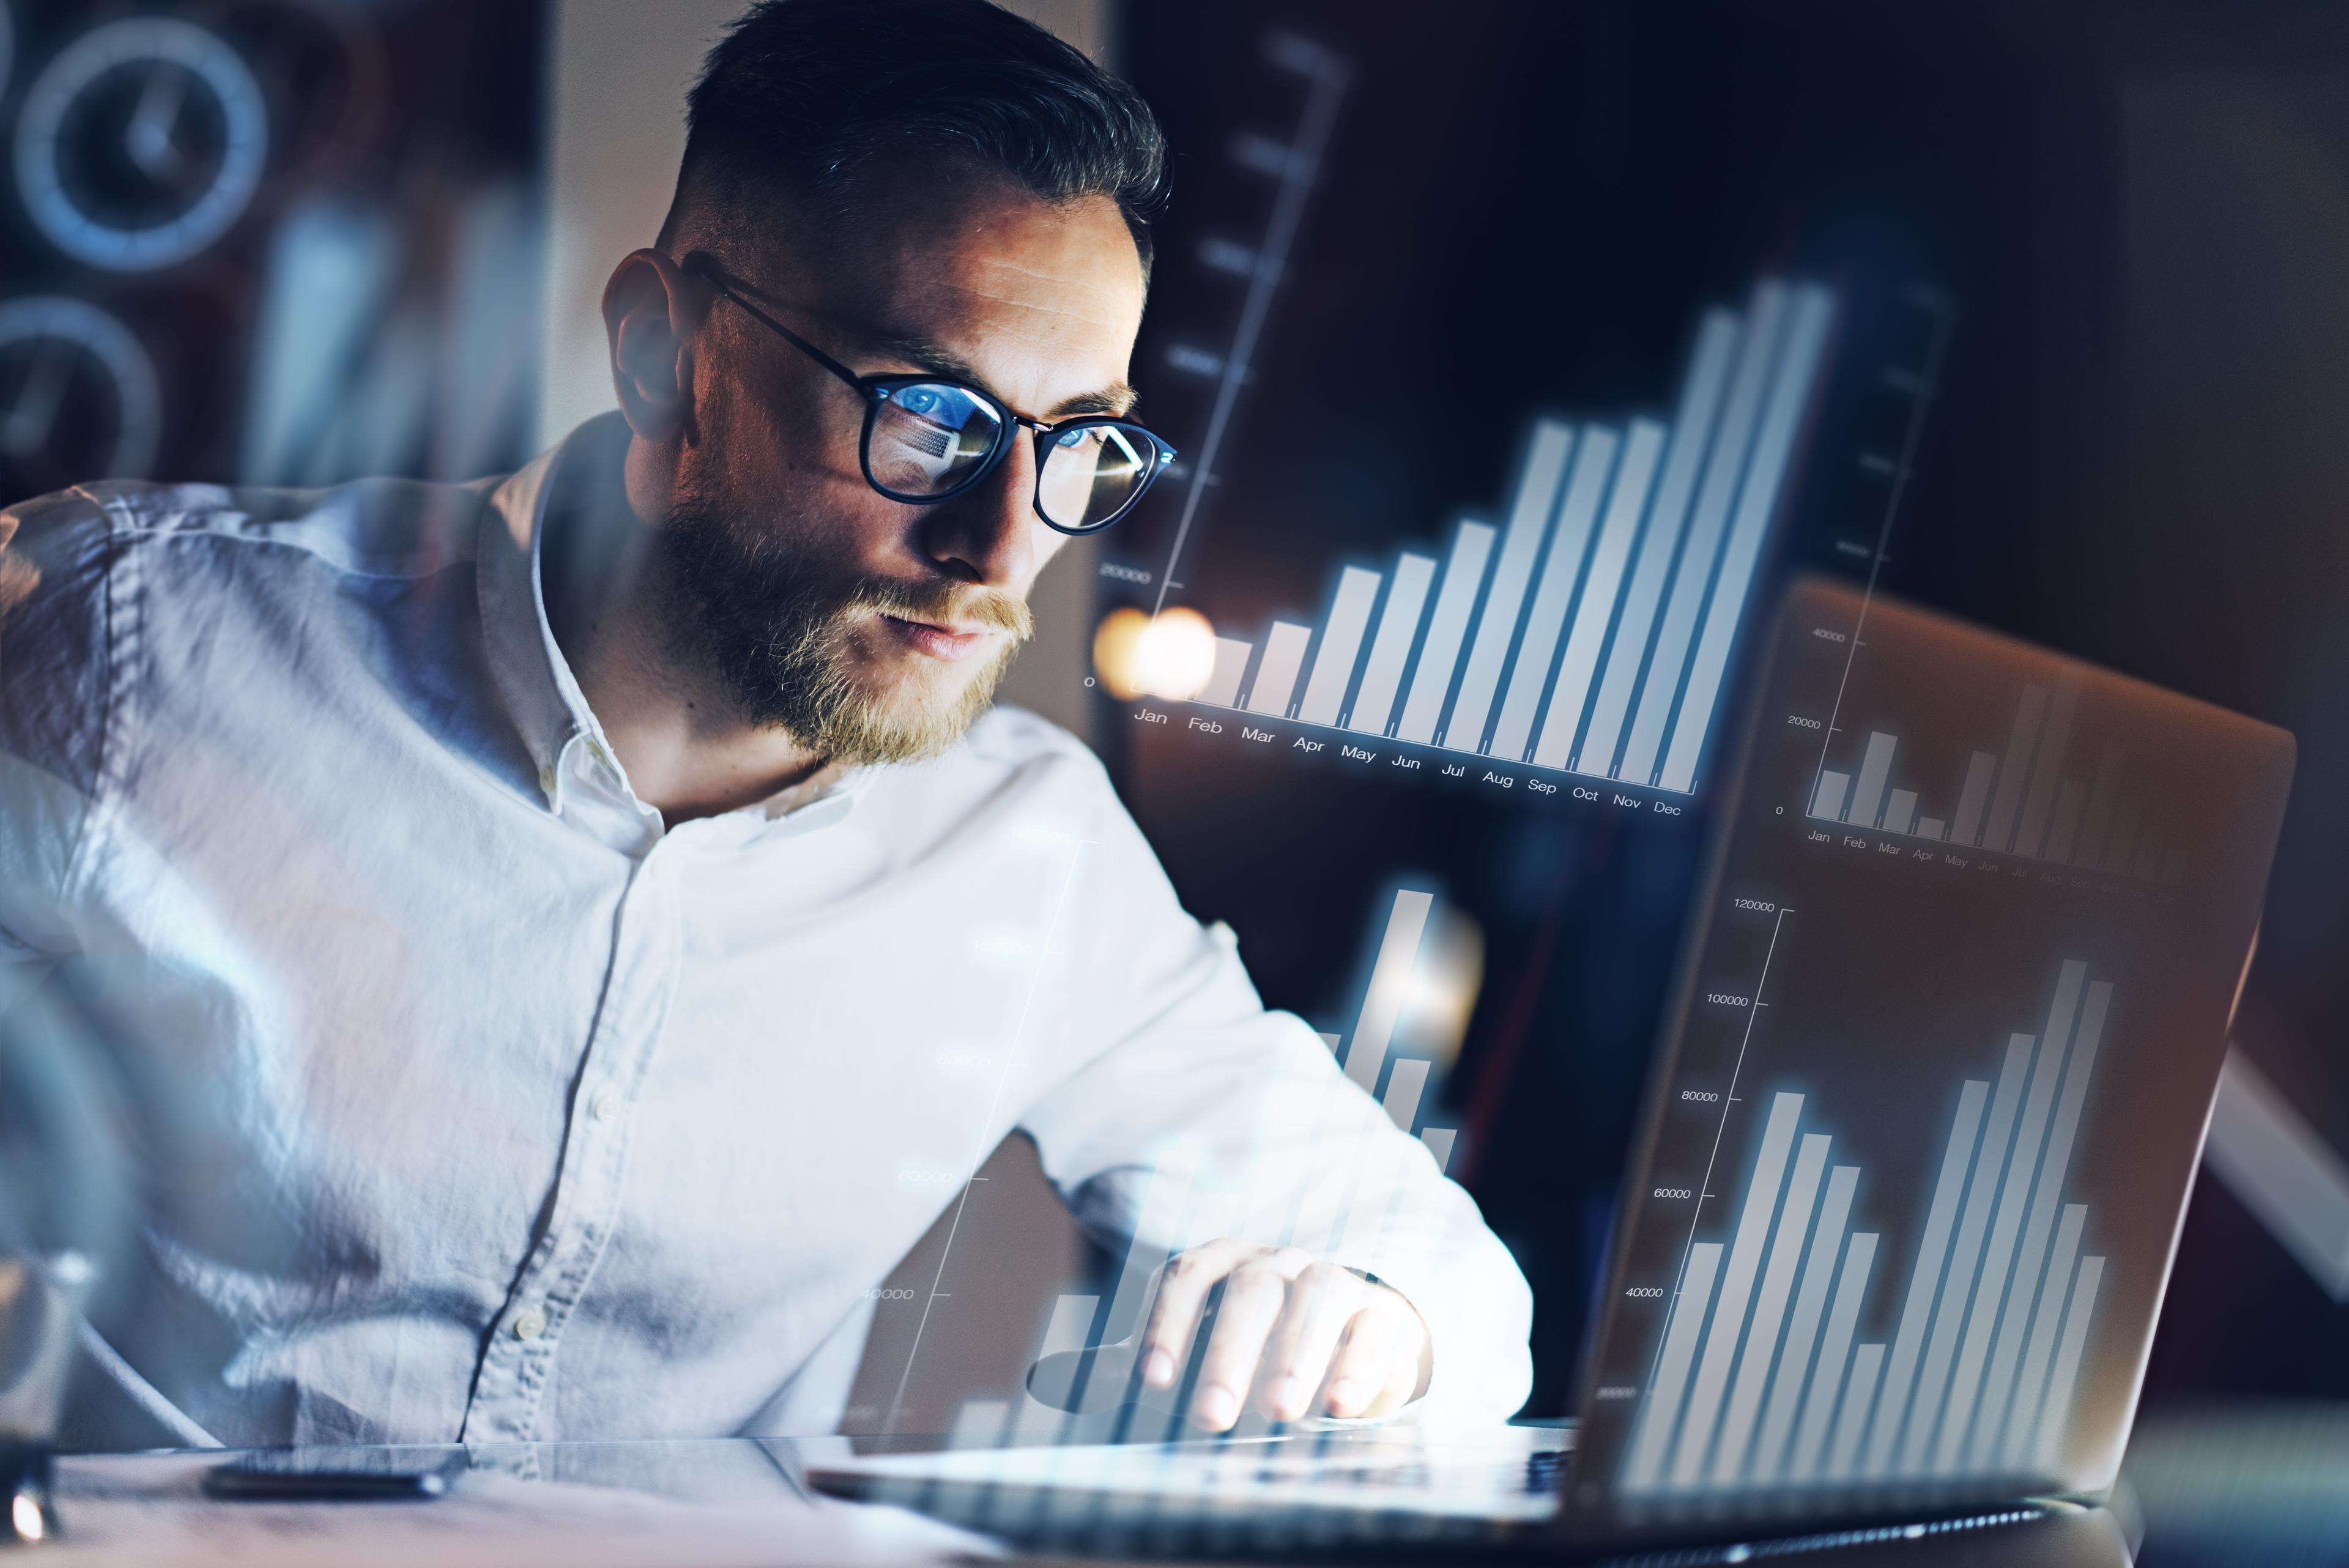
[690,261,1177,535]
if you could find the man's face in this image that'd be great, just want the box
[661,167,1146,764]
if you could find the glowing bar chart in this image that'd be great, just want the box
[1807,679,2188,884]
[1189,277,1836,796]
[1620,960,2114,1495]
[1334,888,1461,1168]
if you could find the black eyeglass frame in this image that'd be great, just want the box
[688,259,1178,535]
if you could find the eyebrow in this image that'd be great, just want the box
[861,331,1138,420]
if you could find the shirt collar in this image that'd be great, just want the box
[479,415,617,809]
[478,414,875,839]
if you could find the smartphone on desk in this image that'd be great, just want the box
[202,1446,468,1501]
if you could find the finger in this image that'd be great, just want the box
[1137,1238,1250,1390]
[1255,1261,1364,1422]
[1323,1304,1423,1419]
[1192,1252,1310,1431]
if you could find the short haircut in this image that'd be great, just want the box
[667,0,1167,278]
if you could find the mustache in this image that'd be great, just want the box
[845,577,1034,641]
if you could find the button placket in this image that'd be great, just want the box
[459,858,683,1444]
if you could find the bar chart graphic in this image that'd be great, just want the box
[1808,678,2188,884]
[1622,959,2113,1495]
[1191,277,1836,795]
[1328,887,1464,1174]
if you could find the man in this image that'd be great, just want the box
[0,0,1531,1449]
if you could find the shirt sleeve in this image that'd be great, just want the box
[1016,758,1534,1423]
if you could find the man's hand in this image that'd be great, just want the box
[1138,1240,1431,1432]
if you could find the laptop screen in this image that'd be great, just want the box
[1564,574,2293,1539]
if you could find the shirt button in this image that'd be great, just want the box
[590,1089,621,1123]
[511,1309,547,1342]
[537,764,555,794]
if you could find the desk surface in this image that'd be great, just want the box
[47,1440,987,1567]
[40,1435,2151,1568]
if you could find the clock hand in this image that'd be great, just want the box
[2,338,73,460]
[125,65,195,185]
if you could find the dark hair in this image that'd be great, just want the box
[669,0,1167,277]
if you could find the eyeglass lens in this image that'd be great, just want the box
[868,383,1003,494]
[1036,422,1156,531]
[867,381,1157,531]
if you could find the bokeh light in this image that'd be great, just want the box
[1092,606,1218,700]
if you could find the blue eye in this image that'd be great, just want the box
[1055,428,1086,448]
[896,387,942,416]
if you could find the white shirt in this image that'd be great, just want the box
[0,417,1533,1449]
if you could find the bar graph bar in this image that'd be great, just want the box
[1809,770,1850,820]
[1710,1132,1831,1482]
[1950,752,1997,846]
[1980,685,2050,853]
[2031,1252,2106,1466]
[1381,1057,1430,1130]
[1894,1030,2033,1472]
[1882,789,1918,837]
[1847,732,1899,828]
[1788,1228,1878,1481]
[1443,422,1576,754]
[1668,1092,1806,1486]
[1622,1241,1725,1490]
[2011,678,2082,859]
[1184,278,1831,800]
[1198,637,1251,708]
[1658,284,1838,792]
[1825,1342,1885,1479]
[2002,1203,2085,1461]
[1012,1293,1103,1441]
[1492,427,1620,762]
[1973,983,2110,1466]
[1622,961,2115,1497]
[1340,890,1433,1097]
[1531,420,1664,769]
[1860,1079,1986,1480]
[1934,964,2086,1473]
[1295,566,1382,726]
[1805,685,2182,883]
[1326,888,1469,1190]
[1619,282,1792,787]
[1244,621,1313,715]
[1751,1163,1857,1482]
[1346,553,1434,735]
[1395,519,1495,744]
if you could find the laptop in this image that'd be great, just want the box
[808,574,2296,1558]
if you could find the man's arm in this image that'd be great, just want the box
[1016,761,1533,1431]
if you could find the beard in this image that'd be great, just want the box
[656,489,1033,767]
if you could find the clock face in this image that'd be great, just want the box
[13,17,269,273]
[0,297,162,502]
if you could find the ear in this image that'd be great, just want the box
[602,249,702,444]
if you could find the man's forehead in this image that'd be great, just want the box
[809,181,1145,412]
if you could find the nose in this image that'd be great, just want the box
[919,433,1038,590]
